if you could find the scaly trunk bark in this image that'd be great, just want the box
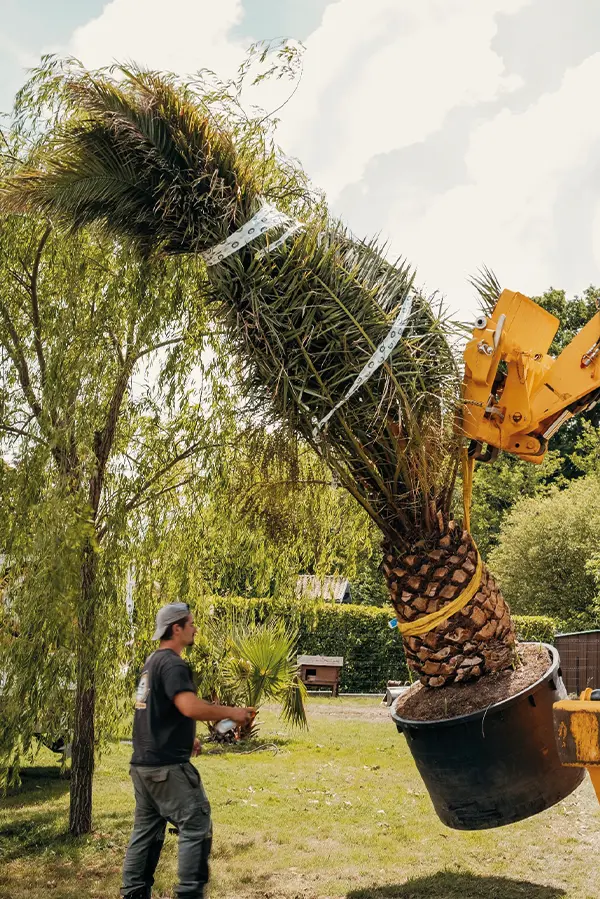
[69,545,97,835]
[383,519,517,687]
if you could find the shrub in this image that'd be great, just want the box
[512,615,556,645]
[489,475,600,629]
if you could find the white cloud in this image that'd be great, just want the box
[592,202,600,273]
[382,52,600,313]
[68,0,248,80]
[59,0,600,313]
[273,0,529,200]
[0,30,37,67]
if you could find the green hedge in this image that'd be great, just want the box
[512,615,556,645]
[204,597,557,693]
[295,603,408,693]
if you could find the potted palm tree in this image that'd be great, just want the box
[0,66,582,827]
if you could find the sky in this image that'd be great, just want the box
[2,0,600,316]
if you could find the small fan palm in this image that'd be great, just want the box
[225,616,308,736]
[195,613,307,739]
[0,65,517,688]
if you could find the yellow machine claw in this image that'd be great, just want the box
[461,289,600,463]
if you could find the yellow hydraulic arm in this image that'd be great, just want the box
[460,289,600,463]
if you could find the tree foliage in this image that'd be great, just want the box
[0,61,465,551]
[127,430,381,609]
[466,449,563,555]
[0,62,238,830]
[489,476,600,629]
[529,285,600,480]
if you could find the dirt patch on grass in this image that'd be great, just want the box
[307,702,391,721]
[394,642,552,721]
[261,698,391,721]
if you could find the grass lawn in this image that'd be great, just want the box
[1,696,599,899]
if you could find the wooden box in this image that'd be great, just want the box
[297,655,344,696]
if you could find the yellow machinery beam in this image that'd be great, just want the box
[461,290,600,463]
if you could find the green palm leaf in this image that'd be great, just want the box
[469,266,502,317]
[1,66,463,549]
[215,613,308,730]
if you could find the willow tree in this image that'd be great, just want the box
[1,65,517,698]
[130,429,378,605]
[0,71,240,834]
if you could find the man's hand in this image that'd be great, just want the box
[228,707,256,727]
[192,737,202,757]
[174,691,256,725]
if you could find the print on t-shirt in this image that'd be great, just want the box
[135,671,150,709]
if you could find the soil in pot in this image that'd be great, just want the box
[396,643,551,721]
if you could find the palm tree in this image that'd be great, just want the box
[0,67,517,689]
[195,613,308,740]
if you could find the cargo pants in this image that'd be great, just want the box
[121,761,212,899]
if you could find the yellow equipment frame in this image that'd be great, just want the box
[461,290,600,802]
[460,289,600,463]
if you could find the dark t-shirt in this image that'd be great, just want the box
[131,648,196,765]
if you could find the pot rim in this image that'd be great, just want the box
[391,642,559,728]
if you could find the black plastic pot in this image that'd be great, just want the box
[391,643,584,830]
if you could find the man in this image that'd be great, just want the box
[121,602,254,899]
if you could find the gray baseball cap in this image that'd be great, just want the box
[152,602,190,640]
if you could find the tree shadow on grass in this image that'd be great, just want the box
[347,872,566,899]
[0,808,81,862]
[2,765,70,813]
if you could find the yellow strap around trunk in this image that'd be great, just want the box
[462,448,475,534]
[397,448,481,638]
[397,552,483,637]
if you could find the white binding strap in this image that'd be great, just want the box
[315,293,413,431]
[200,202,301,266]
[255,222,304,259]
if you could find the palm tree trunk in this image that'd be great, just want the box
[69,545,97,835]
[383,521,517,687]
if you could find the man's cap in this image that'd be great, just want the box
[152,602,190,640]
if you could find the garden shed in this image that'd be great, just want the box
[297,655,344,696]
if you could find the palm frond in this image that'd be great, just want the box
[215,615,308,728]
[279,674,309,730]
[469,266,502,317]
[0,66,464,547]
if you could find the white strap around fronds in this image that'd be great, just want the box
[200,202,302,266]
[255,222,304,259]
[315,293,414,431]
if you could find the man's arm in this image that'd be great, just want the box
[174,692,254,726]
